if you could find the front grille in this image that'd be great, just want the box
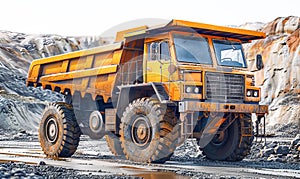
[205,72,244,103]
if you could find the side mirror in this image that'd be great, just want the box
[256,54,264,70]
[168,64,177,74]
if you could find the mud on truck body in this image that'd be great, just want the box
[26,19,268,163]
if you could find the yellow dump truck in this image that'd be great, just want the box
[27,19,268,163]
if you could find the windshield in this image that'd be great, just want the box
[173,34,212,64]
[213,40,247,68]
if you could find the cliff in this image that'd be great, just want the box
[244,16,300,135]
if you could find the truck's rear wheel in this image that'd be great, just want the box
[39,102,81,158]
[105,133,124,156]
[202,113,253,161]
[120,98,179,163]
[72,93,105,140]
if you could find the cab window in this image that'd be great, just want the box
[147,41,170,61]
[212,39,247,68]
[159,41,170,60]
[173,34,212,64]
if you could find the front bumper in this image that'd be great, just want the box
[178,101,268,114]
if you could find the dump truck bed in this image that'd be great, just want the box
[27,42,123,101]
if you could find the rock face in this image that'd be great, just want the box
[244,16,300,135]
[0,31,110,132]
[0,31,111,74]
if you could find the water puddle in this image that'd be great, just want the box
[120,165,149,171]
[119,165,190,179]
[137,172,191,179]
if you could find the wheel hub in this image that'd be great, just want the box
[91,116,100,129]
[45,117,58,143]
[131,116,151,147]
[211,130,228,146]
[89,111,104,134]
[137,124,147,140]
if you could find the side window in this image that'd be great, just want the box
[148,41,170,61]
[159,41,170,60]
[150,42,158,60]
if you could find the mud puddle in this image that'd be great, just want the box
[137,172,190,179]
[120,165,190,179]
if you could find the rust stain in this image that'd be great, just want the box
[287,29,300,52]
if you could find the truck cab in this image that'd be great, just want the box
[144,30,255,102]
[117,20,266,109]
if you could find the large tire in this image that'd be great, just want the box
[105,133,124,156]
[120,98,179,163]
[202,113,253,161]
[39,102,81,158]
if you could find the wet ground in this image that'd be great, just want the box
[0,134,299,178]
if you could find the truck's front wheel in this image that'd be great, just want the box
[39,102,81,158]
[120,98,179,163]
[202,113,253,161]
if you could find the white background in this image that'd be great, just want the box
[1,0,299,36]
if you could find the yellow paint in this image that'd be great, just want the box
[40,65,117,82]
[169,19,266,41]
[115,26,148,42]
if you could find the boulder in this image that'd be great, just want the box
[267,154,282,162]
[291,134,300,146]
[260,147,274,157]
[274,145,290,155]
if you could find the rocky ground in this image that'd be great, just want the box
[0,163,141,179]
[173,136,300,165]
[0,130,299,178]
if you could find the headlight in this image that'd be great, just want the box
[246,89,259,97]
[246,90,252,97]
[194,87,200,94]
[186,86,192,93]
[253,90,259,97]
[185,86,202,94]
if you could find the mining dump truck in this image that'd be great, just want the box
[27,19,268,163]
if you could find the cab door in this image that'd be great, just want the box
[145,41,171,82]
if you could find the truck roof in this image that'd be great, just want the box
[118,19,266,42]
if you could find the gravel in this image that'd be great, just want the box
[246,135,300,163]
[0,134,299,178]
[0,162,141,179]
[169,136,300,171]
